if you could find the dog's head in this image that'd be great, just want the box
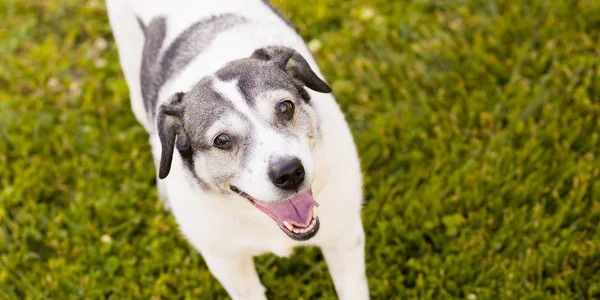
[157,46,331,240]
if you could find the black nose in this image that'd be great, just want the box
[268,157,305,190]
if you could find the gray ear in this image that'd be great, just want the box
[251,46,332,93]
[157,92,188,179]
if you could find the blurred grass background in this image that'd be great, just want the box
[1,0,600,298]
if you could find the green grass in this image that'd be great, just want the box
[1,0,600,298]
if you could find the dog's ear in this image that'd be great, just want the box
[251,46,332,93]
[157,92,189,179]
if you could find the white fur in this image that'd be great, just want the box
[107,1,368,299]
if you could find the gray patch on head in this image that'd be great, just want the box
[215,58,320,141]
[216,60,299,106]
[260,0,295,29]
[177,78,257,185]
[182,78,237,149]
[140,14,248,120]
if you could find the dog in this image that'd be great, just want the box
[107,1,368,299]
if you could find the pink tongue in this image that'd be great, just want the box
[260,189,318,227]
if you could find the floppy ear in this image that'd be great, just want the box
[251,46,332,93]
[157,92,189,179]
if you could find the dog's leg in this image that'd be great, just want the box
[322,220,369,300]
[202,251,267,300]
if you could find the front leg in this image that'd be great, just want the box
[322,222,369,300]
[202,251,267,300]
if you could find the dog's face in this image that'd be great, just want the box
[157,47,331,240]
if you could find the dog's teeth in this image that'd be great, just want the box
[283,221,294,231]
[293,228,301,234]
[312,206,317,219]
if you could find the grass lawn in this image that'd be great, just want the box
[1,0,600,298]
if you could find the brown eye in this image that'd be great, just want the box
[278,100,295,115]
[213,133,231,149]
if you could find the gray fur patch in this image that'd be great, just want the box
[141,17,167,116]
[216,60,299,106]
[160,14,247,88]
[214,57,321,140]
[140,14,248,120]
[181,78,238,149]
[178,78,257,187]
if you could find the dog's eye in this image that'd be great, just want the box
[213,133,231,149]
[278,100,295,116]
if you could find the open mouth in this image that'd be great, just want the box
[230,186,320,241]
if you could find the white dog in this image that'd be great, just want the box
[107,1,368,299]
